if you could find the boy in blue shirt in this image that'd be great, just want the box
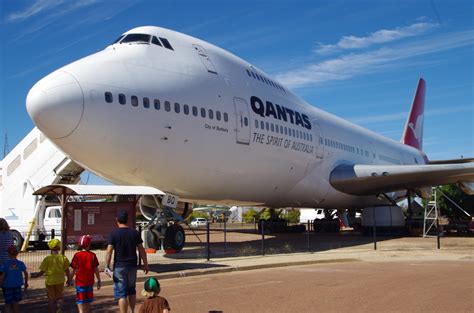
[0,245,28,313]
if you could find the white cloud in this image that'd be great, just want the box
[6,0,98,23]
[6,0,63,23]
[276,30,474,89]
[316,22,438,54]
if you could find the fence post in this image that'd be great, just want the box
[307,221,311,252]
[224,217,227,253]
[138,224,142,266]
[373,208,377,251]
[436,218,441,249]
[51,228,55,239]
[261,220,265,256]
[206,221,211,261]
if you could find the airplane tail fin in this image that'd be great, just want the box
[401,78,425,150]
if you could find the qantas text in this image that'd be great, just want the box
[250,96,312,130]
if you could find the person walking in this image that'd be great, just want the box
[31,238,71,313]
[0,245,28,313]
[138,277,170,313]
[105,211,149,313]
[0,218,14,265]
[70,235,101,313]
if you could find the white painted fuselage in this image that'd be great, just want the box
[26,26,426,208]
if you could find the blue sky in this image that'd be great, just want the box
[1,0,473,171]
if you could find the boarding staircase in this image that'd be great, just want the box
[0,127,84,241]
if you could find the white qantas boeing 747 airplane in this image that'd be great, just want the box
[26,26,473,213]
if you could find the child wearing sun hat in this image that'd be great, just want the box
[138,277,170,313]
[31,238,71,313]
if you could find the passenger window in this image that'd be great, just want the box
[266,122,269,131]
[152,36,162,46]
[260,121,264,129]
[255,120,259,128]
[251,72,256,79]
[271,124,274,132]
[246,70,251,77]
[192,106,198,116]
[209,109,214,119]
[284,127,288,135]
[143,97,150,108]
[131,95,138,107]
[244,117,248,126]
[216,111,221,121]
[184,104,189,115]
[224,113,228,122]
[201,108,206,118]
[275,125,279,133]
[280,125,283,133]
[119,93,126,105]
[165,101,171,112]
[105,92,113,103]
[159,37,174,50]
[174,102,180,113]
[154,99,160,110]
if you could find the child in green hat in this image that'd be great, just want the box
[138,277,170,313]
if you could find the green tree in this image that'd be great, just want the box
[242,208,258,223]
[285,209,300,223]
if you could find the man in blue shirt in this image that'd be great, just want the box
[105,211,149,313]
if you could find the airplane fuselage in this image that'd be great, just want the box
[26,26,426,208]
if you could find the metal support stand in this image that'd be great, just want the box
[261,220,265,256]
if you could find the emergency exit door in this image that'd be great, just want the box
[233,98,251,145]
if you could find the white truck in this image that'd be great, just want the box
[0,128,84,249]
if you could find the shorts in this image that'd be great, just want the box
[76,285,94,304]
[46,284,64,300]
[113,266,137,299]
[2,287,22,304]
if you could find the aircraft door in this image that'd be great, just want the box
[233,97,251,145]
[312,121,324,159]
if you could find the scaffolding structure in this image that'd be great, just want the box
[423,188,439,237]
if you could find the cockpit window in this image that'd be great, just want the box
[112,35,125,44]
[159,37,174,50]
[151,36,162,46]
[121,34,151,44]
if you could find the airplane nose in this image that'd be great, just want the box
[26,71,84,139]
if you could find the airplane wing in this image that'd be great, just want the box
[330,162,474,196]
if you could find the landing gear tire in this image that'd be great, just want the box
[11,230,24,251]
[164,224,185,251]
[145,228,161,250]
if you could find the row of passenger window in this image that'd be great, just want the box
[255,119,313,142]
[246,69,285,92]
[324,138,369,157]
[105,92,229,122]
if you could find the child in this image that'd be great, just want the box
[138,277,170,313]
[70,235,101,313]
[0,245,28,313]
[31,238,71,313]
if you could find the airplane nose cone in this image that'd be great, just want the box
[26,71,84,139]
